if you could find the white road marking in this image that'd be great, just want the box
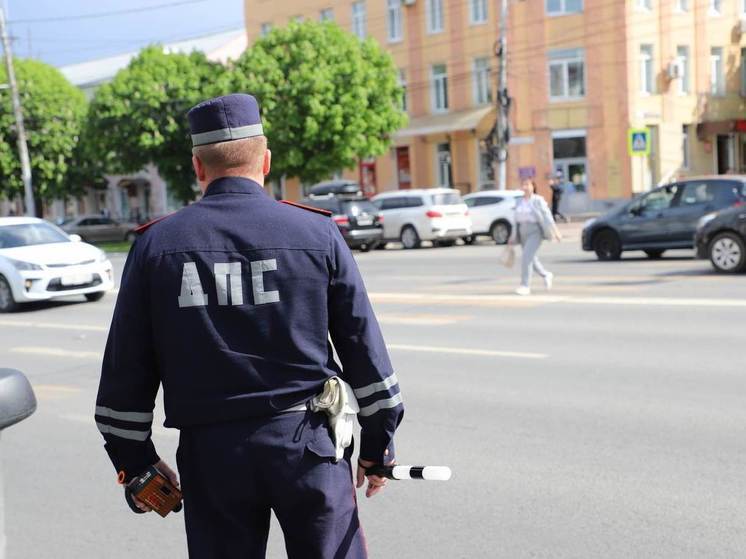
[11,347,102,359]
[377,313,470,326]
[0,319,107,332]
[370,292,746,308]
[388,343,547,359]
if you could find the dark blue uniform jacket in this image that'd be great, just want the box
[95,177,403,479]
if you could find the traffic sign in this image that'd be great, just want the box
[628,128,651,156]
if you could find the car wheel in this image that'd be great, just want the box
[85,292,106,302]
[0,276,19,313]
[375,242,387,250]
[359,244,372,252]
[490,221,511,245]
[124,231,138,242]
[593,229,622,261]
[644,249,665,259]
[463,235,475,245]
[709,232,746,273]
[435,240,456,247]
[400,226,421,249]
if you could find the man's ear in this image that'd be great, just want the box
[263,149,271,176]
[192,154,207,184]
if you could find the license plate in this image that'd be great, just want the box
[357,216,373,226]
[61,273,92,286]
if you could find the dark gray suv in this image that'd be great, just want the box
[582,176,746,260]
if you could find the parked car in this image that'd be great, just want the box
[582,176,746,260]
[371,188,472,249]
[462,190,523,244]
[301,181,383,251]
[695,204,746,273]
[61,215,138,243]
[0,217,114,312]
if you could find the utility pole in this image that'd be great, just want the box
[493,0,511,190]
[0,8,35,217]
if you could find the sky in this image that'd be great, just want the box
[4,0,244,67]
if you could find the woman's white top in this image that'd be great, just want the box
[515,197,539,223]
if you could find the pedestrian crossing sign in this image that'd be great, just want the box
[628,128,651,156]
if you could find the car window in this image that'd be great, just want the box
[100,218,117,225]
[430,192,461,205]
[0,223,69,249]
[342,200,377,215]
[478,196,502,206]
[677,182,715,207]
[77,218,92,226]
[706,180,744,207]
[405,196,424,208]
[378,198,400,211]
[302,199,340,213]
[638,186,678,214]
[464,198,477,208]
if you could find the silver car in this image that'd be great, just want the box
[61,215,138,243]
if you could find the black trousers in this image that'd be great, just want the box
[177,411,367,559]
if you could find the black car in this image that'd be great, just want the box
[300,193,383,252]
[695,204,746,273]
[582,176,746,260]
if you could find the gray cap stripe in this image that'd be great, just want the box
[191,123,264,146]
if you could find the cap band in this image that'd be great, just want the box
[191,123,264,146]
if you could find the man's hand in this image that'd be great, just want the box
[131,460,180,513]
[356,450,393,499]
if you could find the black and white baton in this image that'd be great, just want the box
[365,465,452,481]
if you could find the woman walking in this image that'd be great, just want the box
[511,179,561,295]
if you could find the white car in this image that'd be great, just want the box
[462,190,523,245]
[372,188,472,249]
[0,217,114,312]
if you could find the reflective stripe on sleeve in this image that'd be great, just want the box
[353,373,399,400]
[358,393,404,417]
[96,422,151,442]
[95,406,153,423]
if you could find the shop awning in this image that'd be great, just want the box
[394,105,494,140]
[697,119,746,140]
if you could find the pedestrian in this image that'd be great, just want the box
[95,94,404,558]
[510,178,561,296]
[549,175,567,222]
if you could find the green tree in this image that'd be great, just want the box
[229,22,406,184]
[85,46,227,203]
[0,59,87,206]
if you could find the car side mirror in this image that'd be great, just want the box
[629,206,642,217]
[68,234,82,243]
[0,369,36,431]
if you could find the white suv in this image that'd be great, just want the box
[372,188,472,249]
[462,190,523,244]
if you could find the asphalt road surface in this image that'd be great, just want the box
[2,229,745,558]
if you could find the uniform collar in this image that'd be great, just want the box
[202,177,266,197]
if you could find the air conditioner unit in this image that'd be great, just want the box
[667,61,681,80]
[402,0,416,6]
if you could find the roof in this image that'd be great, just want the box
[394,105,494,140]
[59,28,247,89]
[0,217,43,226]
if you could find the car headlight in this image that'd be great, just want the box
[96,250,108,263]
[5,258,43,271]
[697,213,717,230]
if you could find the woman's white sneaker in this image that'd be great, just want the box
[543,272,554,291]
[515,286,531,296]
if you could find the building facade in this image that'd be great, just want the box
[244,0,746,209]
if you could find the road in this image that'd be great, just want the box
[2,229,745,558]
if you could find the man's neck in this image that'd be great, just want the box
[201,172,265,193]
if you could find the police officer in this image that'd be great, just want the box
[95,93,404,558]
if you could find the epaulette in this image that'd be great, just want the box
[280,200,332,217]
[133,213,174,234]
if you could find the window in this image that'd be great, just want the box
[352,2,367,39]
[709,0,722,15]
[479,146,494,188]
[398,69,407,112]
[473,57,491,105]
[711,47,724,96]
[640,44,654,94]
[426,0,444,33]
[470,0,488,24]
[436,143,452,187]
[260,22,272,36]
[676,46,689,95]
[678,182,716,207]
[548,48,585,100]
[319,8,334,21]
[546,0,583,16]
[682,125,690,169]
[676,0,688,10]
[637,186,678,215]
[387,0,402,42]
[431,64,448,112]
[637,0,652,9]
[741,47,746,96]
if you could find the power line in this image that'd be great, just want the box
[8,0,208,24]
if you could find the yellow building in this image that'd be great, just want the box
[244,0,746,207]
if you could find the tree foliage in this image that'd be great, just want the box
[85,46,227,202]
[0,59,87,202]
[229,22,406,184]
